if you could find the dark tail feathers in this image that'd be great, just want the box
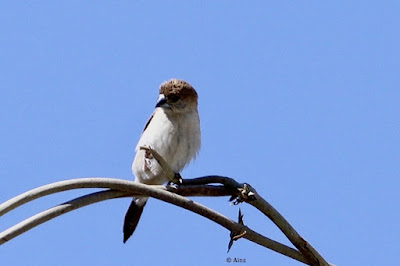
[123,198,146,243]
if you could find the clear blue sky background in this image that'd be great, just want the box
[1,2,399,265]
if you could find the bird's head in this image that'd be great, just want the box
[156,79,198,114]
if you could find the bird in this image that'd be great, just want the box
[123,79,201,243]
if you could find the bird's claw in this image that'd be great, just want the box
[167,173,183,187]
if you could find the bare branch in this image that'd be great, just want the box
[0,178,231,217]
[168,176,331,266]
[0,177,331,265]
[0,190,129,244]
[0,180,309,264]
[248,186,329,266]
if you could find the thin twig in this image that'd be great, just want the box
[139,146,180,183]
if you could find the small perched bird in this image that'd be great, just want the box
[123,79,201,243]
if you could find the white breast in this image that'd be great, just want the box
[132,108,201,184]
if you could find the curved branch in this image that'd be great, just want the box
[0,190,129,244]
[175,176,331,266]
[0,184,309,264]
[0,178,231,217]
[0,177,330,265]
[249,187,329,266]
[136,146,329,265]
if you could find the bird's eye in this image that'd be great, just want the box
[169,95,180,103]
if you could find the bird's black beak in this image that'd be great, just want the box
[155,94,170,108]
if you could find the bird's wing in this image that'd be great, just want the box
[142,112,154,133]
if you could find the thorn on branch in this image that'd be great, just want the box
[229,183,257,205]
[227,208,247,253]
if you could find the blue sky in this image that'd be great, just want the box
[1,1,399,265]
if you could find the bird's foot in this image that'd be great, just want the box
[167,173,183,187]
